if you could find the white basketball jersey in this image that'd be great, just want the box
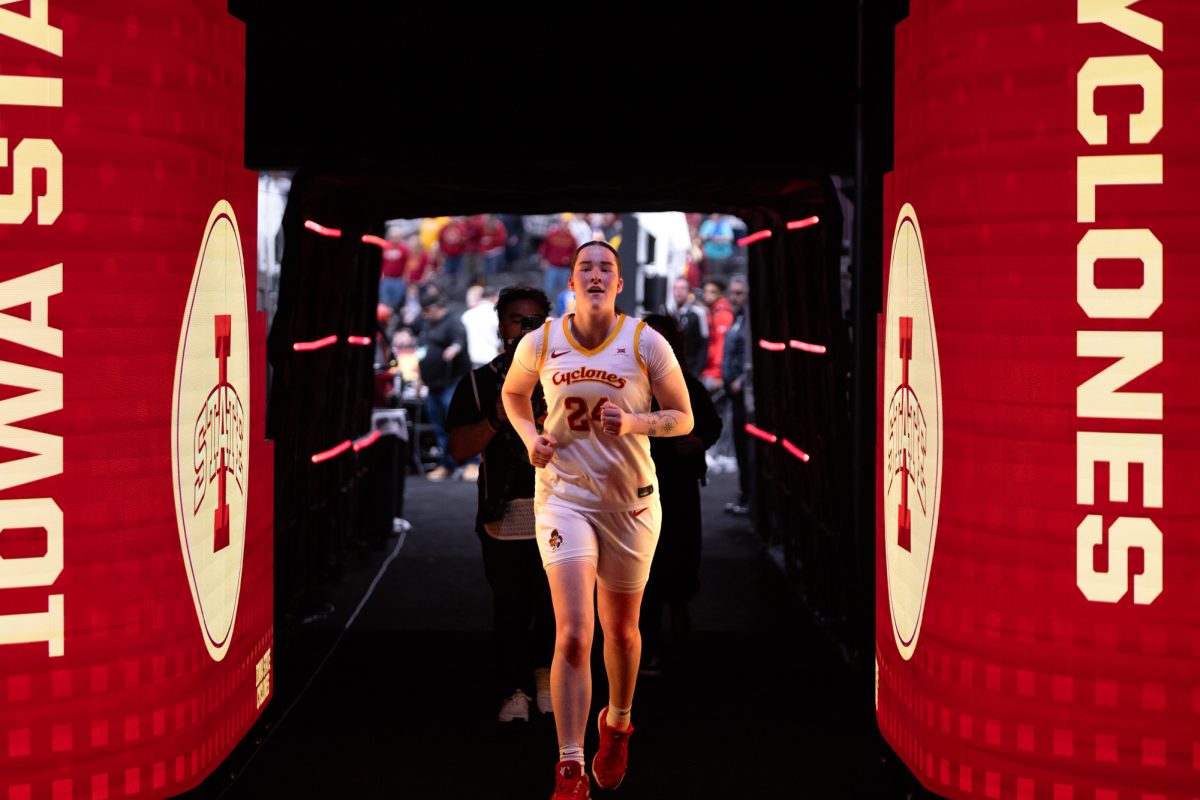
[514,313,678,511]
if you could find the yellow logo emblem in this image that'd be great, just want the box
[883,203,943,661]
[171,201,250,662]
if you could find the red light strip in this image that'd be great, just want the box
[781,438,811,462]
[789,339,827,354]
[304,220,342,237]
[347,335,372,346]
[744,424,778,444]
[352,430,381,452]
[786,216,820,230]
[758,339,787,352]
[737,229,773,247]
[360,234,388,248]
[311,440,352,464]
[292,335,338,352]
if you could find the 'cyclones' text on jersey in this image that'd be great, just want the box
[513,313,679,511]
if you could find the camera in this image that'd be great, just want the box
[519,315,545,333]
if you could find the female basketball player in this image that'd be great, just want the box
[502,241,694,799]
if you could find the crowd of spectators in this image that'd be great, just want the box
[373,211,752,502]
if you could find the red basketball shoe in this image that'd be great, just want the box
[591,706,634,790]
[551,759,590,800]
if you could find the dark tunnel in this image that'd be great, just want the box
[11,2,1192,799]
[194,3,917,797]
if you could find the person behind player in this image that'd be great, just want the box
[636,314,723,676]
[502,241,694,800]
[447,286,555,724]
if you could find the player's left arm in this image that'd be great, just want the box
[600,327,693,438]
[643,366,694,437]
[600,371,692,437]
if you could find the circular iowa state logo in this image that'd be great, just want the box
[883,203,943,661]
[171,201,250,662]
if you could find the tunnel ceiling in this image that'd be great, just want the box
[283,165,832,230]
[231,4,865,194]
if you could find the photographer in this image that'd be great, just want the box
[446,286,554,723]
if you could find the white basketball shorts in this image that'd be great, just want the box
[534,499,662,593]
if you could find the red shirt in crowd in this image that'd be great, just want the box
[476,218,507,253]
[539,224,578,268]
[380,240,410,278]
[703,296,734,382]
[439,219,469,258]
[406,248,435,284]
[464,216,485,254]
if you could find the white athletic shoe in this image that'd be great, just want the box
[498,689,531,723]
[534,668,553,714]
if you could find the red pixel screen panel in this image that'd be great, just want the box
[877,1,1199,798]
[1,3,273,797]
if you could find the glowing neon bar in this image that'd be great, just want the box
[787,215,820,230]
[304,219,342,237]
[360,234,388,248]
[789,339,828,354]
[347,335,372,346]
[352,430,382,452]
[292,335,338,352]
[759,339,787,352]
[737,229,773,247]
[311,440,352,464]
[781,438,811,462]
[744,424,778,444]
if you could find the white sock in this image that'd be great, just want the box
[608,704,632,731]
[559,744,585,765]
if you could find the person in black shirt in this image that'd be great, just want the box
[668,276,709,379]
[418,295,473,480]
[637,314,723,675]
[447,286,555,723]
[722,275,752,515]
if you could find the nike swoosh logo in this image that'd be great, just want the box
[550,350,569,358]
[631,508,647,517]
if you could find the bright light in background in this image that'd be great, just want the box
[745,424,778,443]
[304,220,342,237]
[787,216,820,230]
[292,335,338,352]
[759,340,787,351]
[781,438,811,462]
[347,336,372,346]
[352,430,382,452]
[311,440,351,464]
[789,339,827,354]
[360,234,388,248]
[737,229,773,247]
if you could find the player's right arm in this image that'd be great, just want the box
[501,328,556,467]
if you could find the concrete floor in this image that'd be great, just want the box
[184,469,930,800]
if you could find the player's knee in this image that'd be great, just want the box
[603,623,640,652]
[555,626,593,664]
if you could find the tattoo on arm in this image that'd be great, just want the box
[638,411,679,437]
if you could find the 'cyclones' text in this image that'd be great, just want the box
[552,368,627,389]
[1075,0,1165,605]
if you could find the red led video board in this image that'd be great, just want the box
[877,2,1200,798]
[1,3,272,797]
